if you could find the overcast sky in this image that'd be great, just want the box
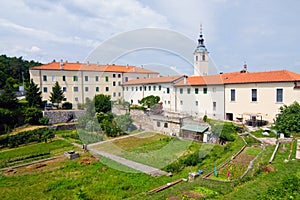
[1,0,300,75]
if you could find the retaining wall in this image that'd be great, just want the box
[43,110,86,124]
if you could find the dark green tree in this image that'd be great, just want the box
[138,95,160,108]
[94,94,111,113]
[24,107,43,125]
[49,81,64,107]
[0,77,18,109]
[115,113,133,132]
[275,101,300,137]
[25,79,42,107]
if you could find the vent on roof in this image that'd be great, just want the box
[76,61,79,63]
[240,63,248,73]
[219,71,223,74]
[60,59,64,70]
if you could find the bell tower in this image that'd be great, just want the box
[194,26,209,76]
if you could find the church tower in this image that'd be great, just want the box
[194,27,209,76]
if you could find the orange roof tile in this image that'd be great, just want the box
[30,62,159,74]
[174,70,300,86]
[123,75,185,85]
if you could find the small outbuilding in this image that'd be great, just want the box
[181,124,209,142]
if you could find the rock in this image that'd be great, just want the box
[262,132,270,136]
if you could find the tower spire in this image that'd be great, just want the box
[196,24,206,50]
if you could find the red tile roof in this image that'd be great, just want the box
[174,70,300,86]
[123,75,185,85]
[30,62,159,74]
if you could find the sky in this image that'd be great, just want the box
[1,0,300,75]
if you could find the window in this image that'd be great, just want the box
[230,89,236,101]
[113,81,116,86]
[43,75,47,81]
[85,87,89,92]
[168,101,170,104]
[105,76,109,82]
[157,121,160,127]
[276,89,283,102]
[43,87,47,93]
[187,88,191,94]
[202,54,205,61]
[180,88,183,94]
[95,76,99,82]
[213,102,217,111]
[144,86,147,91]
[166,88,170,94]
[180,100,183,105]
[62,75,66,81]
[63,87,67,92]
[159,85,162,91]
[203,88,208,94]
[73,76,78,82]
[148,86,151,91]
[85,76,88,81]
[131,87,134,91]
[125,77,128,82]
[74,87,78,92]
[75,97,78,101]
[52,75,57,82]
[153,86,156,91]
[96,87,99,92]
[118,92,121,97]
[137,77,139,79]
[63,98,67,101]
[113,73,116,78]
[195,101,198,106]
[195,88,199,94]
[131,99,133,104]
[105,87,109,92]
[140,86,142,91]
[196,55,198,61]
[213,87,216,93]
[164,123,168,128]
[113,92,116,97]
[251,89,257,102]
[136,87,138,91]
[126,87,128,91]
[118,81,121,86]
[118,74,121,78]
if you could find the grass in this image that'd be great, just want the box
[54,129,82,144]
[0,140,72,168]
[251,129,276,138]
[244,147,261,156]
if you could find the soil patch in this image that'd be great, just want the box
[78,156,99,165]
[262,165,276,173]
[182,190,204,199]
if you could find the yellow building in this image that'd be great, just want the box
[29,61,159,107]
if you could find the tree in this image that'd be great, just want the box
[24,107,43,125]
[49,81,64,107]
[115,113,133,132]
[275,101,300,137]
[25,79,42,107]
[94,94,111,113]
[138,95,160,108]
[0,77,18,109]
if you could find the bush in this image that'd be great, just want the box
[62,102,72,110]
[24,107,42,125]
[77,103,85,110]
[39,117,49,125]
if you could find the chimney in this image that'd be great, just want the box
[60,59,64,70]
[126,64,129,69]
[183,76,187,85]
[243,63,247,72]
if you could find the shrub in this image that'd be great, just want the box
[39,117,49,125]
[62,102,72,110]
[24,107,42,125]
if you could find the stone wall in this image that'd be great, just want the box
[43,110,86,124]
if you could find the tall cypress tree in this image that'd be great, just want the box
[25,79,42,107]
[49,81,64,107]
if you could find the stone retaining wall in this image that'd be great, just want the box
[43,110,86,124]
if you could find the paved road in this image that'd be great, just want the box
[89,149,168,176]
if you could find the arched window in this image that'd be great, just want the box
[196,55,198,61]
[202,54,205,61]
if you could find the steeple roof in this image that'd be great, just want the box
[194,26,207,53]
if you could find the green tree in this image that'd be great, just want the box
[25,79,42,107]
[24,107,43,125]
[138,95,160,108]
[49,81,64,107]
[115,113,133,132]
[275,101,300,137]
[0,77,18,109]
[94,94,111,113]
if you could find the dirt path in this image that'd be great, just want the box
[89,149,168,176]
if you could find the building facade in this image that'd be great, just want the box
[29,62,159,107]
